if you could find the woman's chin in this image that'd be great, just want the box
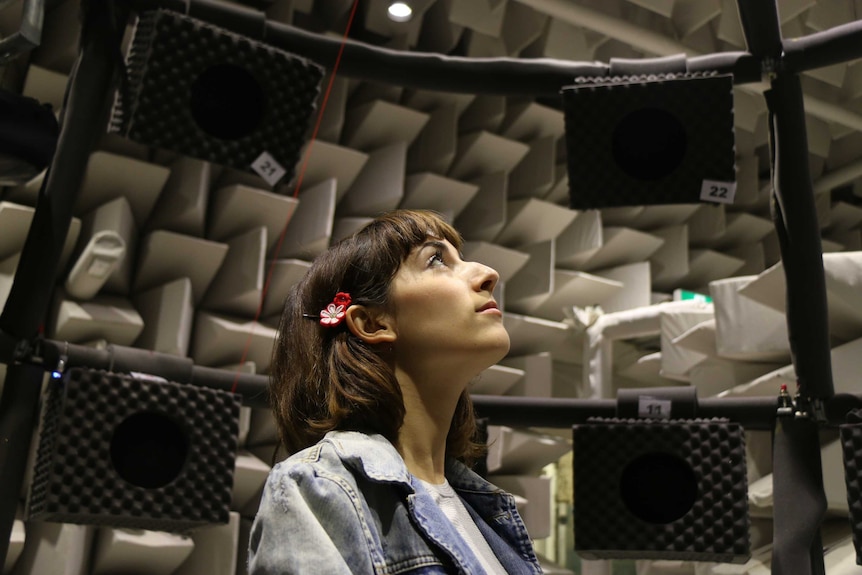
[483,334,511,367]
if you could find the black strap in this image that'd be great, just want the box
[772,416,827,575]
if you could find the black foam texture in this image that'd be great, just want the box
[27,368,241,532]
[562,73,736,209]
[840,419,862,565]
[573,417,750,563]
[111,9,323,184]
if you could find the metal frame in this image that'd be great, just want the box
[0,0,860,571]
[0,0,46,63]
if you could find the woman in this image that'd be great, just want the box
[249,210,541,574]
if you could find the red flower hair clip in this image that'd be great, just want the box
[319,292,351,327]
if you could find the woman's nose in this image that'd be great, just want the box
[474,262,499,294]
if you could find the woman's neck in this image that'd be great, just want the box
[394,369,465,484]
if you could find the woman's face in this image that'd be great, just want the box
[385,235,509,375]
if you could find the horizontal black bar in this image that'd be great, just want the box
[783,19,862,73]
[472,395,617,427]
[29,339,788,427]
[39,339,195,384]
[698,396,779,430]
[123,0,762,96]
[36,338,272,405]
[191,364,270,407]
[472,394,779,430]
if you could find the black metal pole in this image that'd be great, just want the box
[735,0,834,571]
[783,19,862,73]
[0,363,44,569]
[121,0,763,95]
[772,416,827,575]
[764,70,833,575]
[735,0,783,62]
[30,338,789,426]
[0,4,127,338]
[0,1,128,568]
[470,394,780,431]
[765,72,835,402]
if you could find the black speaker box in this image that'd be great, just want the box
[562,73,736,209]
[573,418,750,563]
[840,412,862,564]
[110,9,323,184]
[27,367,241,532]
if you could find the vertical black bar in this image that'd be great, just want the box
[0,1,128,568]
[0,364,45,567]
[772,417,827,575]
[738,0,833,405]
[0,1,126,339]
[766,73,835,401]
[735,2,832,573]
[765,65,833,575]
[735,0,782,60]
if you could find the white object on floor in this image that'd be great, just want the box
[583,301,712,399]
[133,277,194,357]
[173,512,241,575]
[51,293,144,346]
[10,522,93,575]
[659,305,715,381]
[91,528,193,575]
[2,512,24,575]
[710,276,790,362]
[485,425,570,476]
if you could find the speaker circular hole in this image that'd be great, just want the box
[110,412,189,489]
[189,63,265,140]
[612,107,687,181]
[619,452,698,524]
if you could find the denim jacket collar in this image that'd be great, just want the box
[324,430,413,486]
[323,430,500,494]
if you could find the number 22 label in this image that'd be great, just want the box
[700,179,737,205]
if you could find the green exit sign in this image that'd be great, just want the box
[673,289,713,303]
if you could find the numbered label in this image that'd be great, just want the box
[638,396,671,419]
[700,179,737,205]
[251,151,287,187]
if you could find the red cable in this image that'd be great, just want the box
[231,0,360,395]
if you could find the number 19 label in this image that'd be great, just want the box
[700,179,737,205]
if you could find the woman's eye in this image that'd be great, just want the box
[428,250,446,267]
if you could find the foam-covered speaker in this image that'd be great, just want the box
[562,73,736,209]
[840,411,862,564]
[27,367,241,532]
[110,9,323,184]
[572,418,750,563]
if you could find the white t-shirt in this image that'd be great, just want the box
[419,478,508,575]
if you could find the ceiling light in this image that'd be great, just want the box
[387,2,413,22]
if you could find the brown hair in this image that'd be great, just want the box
[269,209,486,464]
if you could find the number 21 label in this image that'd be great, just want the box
[700,179,737,205]
[251,151,287,187]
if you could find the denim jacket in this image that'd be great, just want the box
[248,430,542,574]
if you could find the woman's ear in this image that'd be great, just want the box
[344,305,396,345]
